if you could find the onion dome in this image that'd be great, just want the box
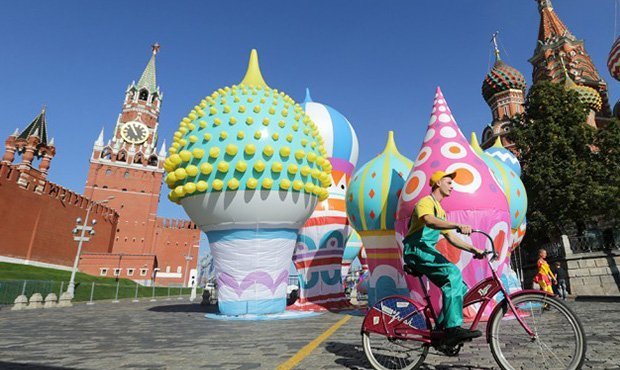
[563,76,603,112]
[472,134,527,231]
[301,89,359,168]
[342,230,362,265]
[396,87,510,237]
[607,36,620,82]
[163,50,331,229]
[346,131,413,232]
[561,58,603,113]
[613,100,620,119]
[482,59,526,105]
[484,137,522,177]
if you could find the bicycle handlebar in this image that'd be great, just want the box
[471,229,499,261]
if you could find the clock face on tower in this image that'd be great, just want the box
[120,121,149,144]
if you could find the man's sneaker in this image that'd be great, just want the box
[443,326,482,345]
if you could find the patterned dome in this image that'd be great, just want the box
[301,89,359,167]
[163,50,331,207]
[564,77,603,112]
[614,99,620,119]
[482,60,526,104]
[346,131,412,232]
[607,36,620,82]
[484,137,522,177]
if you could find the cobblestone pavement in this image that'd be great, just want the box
[0,299,618,369]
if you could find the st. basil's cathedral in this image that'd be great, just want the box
[0,0,616,286]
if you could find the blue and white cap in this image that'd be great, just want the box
[301,89,359,167]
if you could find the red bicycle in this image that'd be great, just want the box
[361,230,586,370]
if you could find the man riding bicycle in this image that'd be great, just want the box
[402,170,485,345]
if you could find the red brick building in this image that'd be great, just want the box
[0,45,201,286]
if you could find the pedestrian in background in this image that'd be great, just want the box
[554,261,569,300]
[534,249,556,295]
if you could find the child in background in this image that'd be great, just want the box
[554,261,568,300]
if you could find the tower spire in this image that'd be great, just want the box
[137,43,159,92]
[17,105,48,145]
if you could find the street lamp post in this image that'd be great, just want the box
[67,196,114,298]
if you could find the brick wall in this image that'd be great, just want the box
[0,163,118,268]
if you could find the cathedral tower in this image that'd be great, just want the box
[481,34,526,150]
[84,44,167,255]
[529,0,611,126]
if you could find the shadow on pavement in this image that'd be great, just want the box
[148,303,219,314]
[0,362,73,369]
[325,341,372,370]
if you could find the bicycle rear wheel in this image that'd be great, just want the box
[362,296,429,370]
[362,332,428,370]
[488,293,586,370]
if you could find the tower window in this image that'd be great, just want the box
[117,151,127,162]
[148,155,158,166]
[101,149,112,160]
[139,89,149,101]
[134,154,143,164]
[105,169,112,176]
[124,171,130,179]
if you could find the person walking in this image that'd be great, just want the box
[402,170,485,345]
[534,249,556,295]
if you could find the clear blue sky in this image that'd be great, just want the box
[1,1,618,257]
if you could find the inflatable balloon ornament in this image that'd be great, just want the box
[341,230,363,284]
[163,50,330,316]
[474,136,528,253]
[395,87,512,318]
[292,89,359,310]
[471,134,527,295]
[346,131,413,306]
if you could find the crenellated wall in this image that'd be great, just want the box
[151,217,201,286]
[0,163,118,269]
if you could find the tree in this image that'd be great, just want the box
[508,81,613,248]
[593,118,620,227]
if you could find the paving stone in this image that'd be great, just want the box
[0,300,619,369]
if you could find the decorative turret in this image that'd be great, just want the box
[2,106,56,177]
[529,0,611,123]
[560,56,602,126]
[480,33,525,150]
[482,36,526,104]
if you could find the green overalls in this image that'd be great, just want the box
[402,196,467,329]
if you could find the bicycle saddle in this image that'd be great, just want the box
[403,264,423,277]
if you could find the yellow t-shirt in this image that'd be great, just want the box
[405,195,449,240]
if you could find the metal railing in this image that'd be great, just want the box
[569,231,620,254]
[0,280,193,306]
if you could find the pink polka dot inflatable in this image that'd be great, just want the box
[395,87,512,318]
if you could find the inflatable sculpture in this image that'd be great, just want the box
[395,87,512,314]
[476,137,528,251]
[292,89,359,310]
[346,131,413,305]
[163,50,331,315]
[341,230,362,283]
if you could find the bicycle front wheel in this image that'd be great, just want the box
[488,293,586,370]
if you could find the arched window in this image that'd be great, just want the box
[116,150,127,162]
[139,89,149,101]
[101,148,112,160]
[134,154,143,164]
[148,155,158,166]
